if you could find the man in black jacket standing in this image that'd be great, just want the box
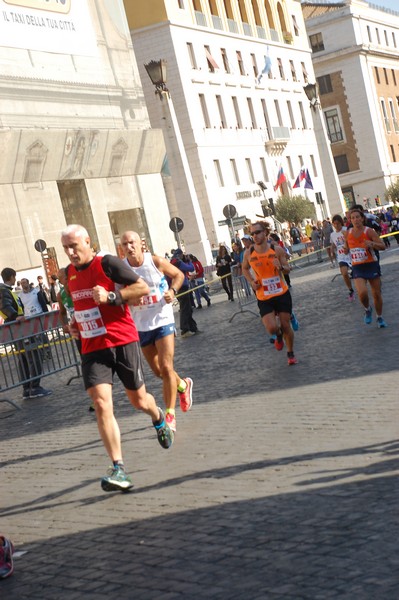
[0,268,51,399]
[171,249,198,337]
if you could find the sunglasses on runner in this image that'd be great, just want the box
[250,230,264,235]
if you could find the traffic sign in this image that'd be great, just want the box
[218,216,247,227]
[223,204,237,219]
[169,217,184,233]
[34,239,47,253]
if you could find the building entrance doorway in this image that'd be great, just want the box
[57,180,99,250]
[108,208,151,256]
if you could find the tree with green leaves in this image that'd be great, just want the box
[385,180,399,204]
[275,194,316,225]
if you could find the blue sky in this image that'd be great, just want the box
[367,0,398,11]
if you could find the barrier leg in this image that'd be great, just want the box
[0,397,21,410]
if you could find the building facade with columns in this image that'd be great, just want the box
[0,0,175,277]
[302,0,399,209]
[124,0,344,258]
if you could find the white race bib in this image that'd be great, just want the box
[261,276,282,297]
[137,286,162,310]
[74,307,107,338]
[351,247,368,264]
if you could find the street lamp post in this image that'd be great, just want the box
[303,82,344,217]
[144,59,212,264]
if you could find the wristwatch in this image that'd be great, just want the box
[171,287,178,295]
[107,291,117,305]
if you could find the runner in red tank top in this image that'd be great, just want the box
[61,224,174,493]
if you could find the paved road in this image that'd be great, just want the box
[1,248,398,599]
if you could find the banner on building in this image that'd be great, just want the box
[0,0,97,56]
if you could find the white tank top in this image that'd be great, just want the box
[124,253,174,331]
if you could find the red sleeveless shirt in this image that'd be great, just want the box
[68,255,138,354]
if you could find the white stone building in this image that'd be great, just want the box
[125,0,343,261]
[302,0,399,209]
[0,0,175,277]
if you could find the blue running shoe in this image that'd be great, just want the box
[290,312,299,331]
[377,316,387,328]
[101,465,133,492]
[364,307,373,325]
[154,407,174,449]
[269,334,277,344]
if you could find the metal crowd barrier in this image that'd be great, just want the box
[0,311,81,410]
[229,266,258,323]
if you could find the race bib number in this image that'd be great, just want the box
[74,307,107,338]
[350,247,368,264]
[138,286,161,310]
[261,276,282,297]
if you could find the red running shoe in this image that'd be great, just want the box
[165,412,177,432]
[288,356,298,366]
[178,377,193,412]
[274,334,284,351]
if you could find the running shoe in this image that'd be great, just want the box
[165,412,177,432]
[178,377,193,412]
[154,407,174,449]
[287,355,298,366]
[364,307,373,325]
[274,334,284,351]
[290,312,299,331]
[0,536,14,579]
[101,465,133,492]
[269,334,277,344]
[377,316,387,328]
[348,290,355,302]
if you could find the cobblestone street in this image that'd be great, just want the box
[1,248,398,599]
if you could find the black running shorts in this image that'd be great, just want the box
[81,342,145,391]
[257,290,293,318]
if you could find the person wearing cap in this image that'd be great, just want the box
[241,233,253,249]
[242,221,298,365]
[170,249,198,337]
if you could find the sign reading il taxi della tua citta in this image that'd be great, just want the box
[0,0,98,56]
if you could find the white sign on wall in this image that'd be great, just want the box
[0,0,98,56]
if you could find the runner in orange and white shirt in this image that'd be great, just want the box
[343,208,387,327]
[331,214,354,302]
[242,221,298,365]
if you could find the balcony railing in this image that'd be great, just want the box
[264,127,290,154]
[211,14,223,30]
[227,18,238,33]
[242,22,253,37]
[269,28,280,42]
[256,25,267,39]
[271,126,290,139]
[194,10,207,27]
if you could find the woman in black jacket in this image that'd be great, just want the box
[215,245,234,301]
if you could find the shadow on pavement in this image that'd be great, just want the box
[1,460,398,599]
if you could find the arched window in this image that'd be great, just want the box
[207,0,219,15]
[251,0,261,26]
[277,2,287,34]
[264,0,275,29]
[238,0,249,23]
[222,0,234,19]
